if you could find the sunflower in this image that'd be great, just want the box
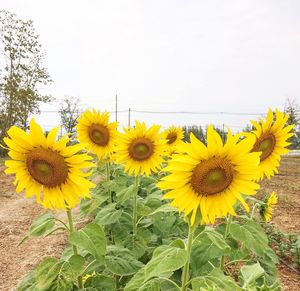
[4,119,95,209]
[162,126,184,155]
[115,121,166,176]
[261,192,278,222]
[157,126,261,225]
[249,109,294,181]
[76,109,118,159]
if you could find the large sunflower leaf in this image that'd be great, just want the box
[229,220,268,256]
[84,274,116,291]
[116,184,138,205]
[240,263,265,286]
[34,258,73,291]
[125,245,187,291]
[94,203,123,226]
[69,222,106,261]
[105,246,144,276]
[191,268,242,291]
[191,227,231,275]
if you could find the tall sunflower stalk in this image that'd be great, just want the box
[158,126,261,290]
[4,119,96,289]
[115,121,166,240]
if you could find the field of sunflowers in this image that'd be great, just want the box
[0,108,299,291]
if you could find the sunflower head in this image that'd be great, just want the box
[4,119,95,209]
[115,121,166,176]
[162,126,184,155]
[158,125,261,225]
[260,191,278,222]
[249,109,294,181]
[76,109,118,159]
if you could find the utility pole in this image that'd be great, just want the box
[115,94,118,122]
[128,108,131,128]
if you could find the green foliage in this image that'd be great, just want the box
[191,227,231,275]
[69,222,106,262]
[191,268,242,291]
[19,212,56,245]
[0,10,52,137]
[17,162,283,290]
[105,246,144,276]
[84,274,116,290]
[229,220,268,256]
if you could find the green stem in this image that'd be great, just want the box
[54,217,69,231]
[106,162,112,203]
[220,214,232,270]
[66,208,83,289]
[181,224,194,291]
[133,175,139,238]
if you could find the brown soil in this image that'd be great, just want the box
[0,165,67,291]
[0,157,299,290]
[261,156,300,235]
[261,156,300,290]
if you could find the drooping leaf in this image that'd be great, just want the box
[240,263,265,286]
[30,213,55,237]
[229,220,268,256]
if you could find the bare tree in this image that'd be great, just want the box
[59,96,82,138]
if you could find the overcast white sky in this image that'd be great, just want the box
[1,0,300,130]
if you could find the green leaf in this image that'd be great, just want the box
[80,194,108,216]
[94,203,123,226]
[69,222,106,261]
[125,245,187,291]
[138,278,161,291]
[68,255,85,278]
[35,258,73,291]
[229,220,268,256]
[191,268,242,291]
[145,245,187,277]
[30,213,55,237]
[84,274,116,290]
[111,212,132,244]
[240,263,265,286]
[116,184,137,205]
[259,247,279,285]
[105,246,144,276]
[148,204,178,216]
[35,258,61,290]
[191,228,230,275]
[17,271,35,291]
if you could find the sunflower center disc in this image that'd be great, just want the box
[129,138,153,161]
[26,148,68,187]
[252,133,276,161]
[191,157,234,195]
[88,124,109,146]
[166,132,177,144]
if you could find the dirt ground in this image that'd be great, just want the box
[0,157,299,290]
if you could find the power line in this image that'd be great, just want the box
[39,109,267,116]
[125,110,266,116]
